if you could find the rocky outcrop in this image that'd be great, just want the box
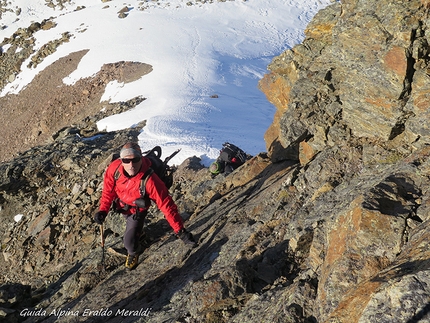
[1,1,430,323]
[261,0,430,164]
[258,0,430,322]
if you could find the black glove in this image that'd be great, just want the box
[177,229,197,247]
[94,211,107,224]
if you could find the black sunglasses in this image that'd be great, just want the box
[121,156,141,164]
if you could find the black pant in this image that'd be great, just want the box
[123,212,146,256]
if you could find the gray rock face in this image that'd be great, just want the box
[1,1,430,323]
[261,0,430,163]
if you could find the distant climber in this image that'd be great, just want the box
[209,142,250,176]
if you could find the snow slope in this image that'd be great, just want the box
[0,0,333,165]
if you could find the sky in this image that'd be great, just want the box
[0,0,333,166]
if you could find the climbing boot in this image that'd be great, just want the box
[125,254,139,270]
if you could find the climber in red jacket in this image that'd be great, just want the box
[93,142,196,270]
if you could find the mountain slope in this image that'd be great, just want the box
[2,0,430,323]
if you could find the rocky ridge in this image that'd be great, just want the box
[1,0,430,323]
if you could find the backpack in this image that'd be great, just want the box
[218,142,247,165]
[140,146,180,190]
[209,142,248,175]
[113,145,181,198]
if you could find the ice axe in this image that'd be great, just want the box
[99,223,106,271]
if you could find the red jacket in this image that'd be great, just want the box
[99,157,184,233]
